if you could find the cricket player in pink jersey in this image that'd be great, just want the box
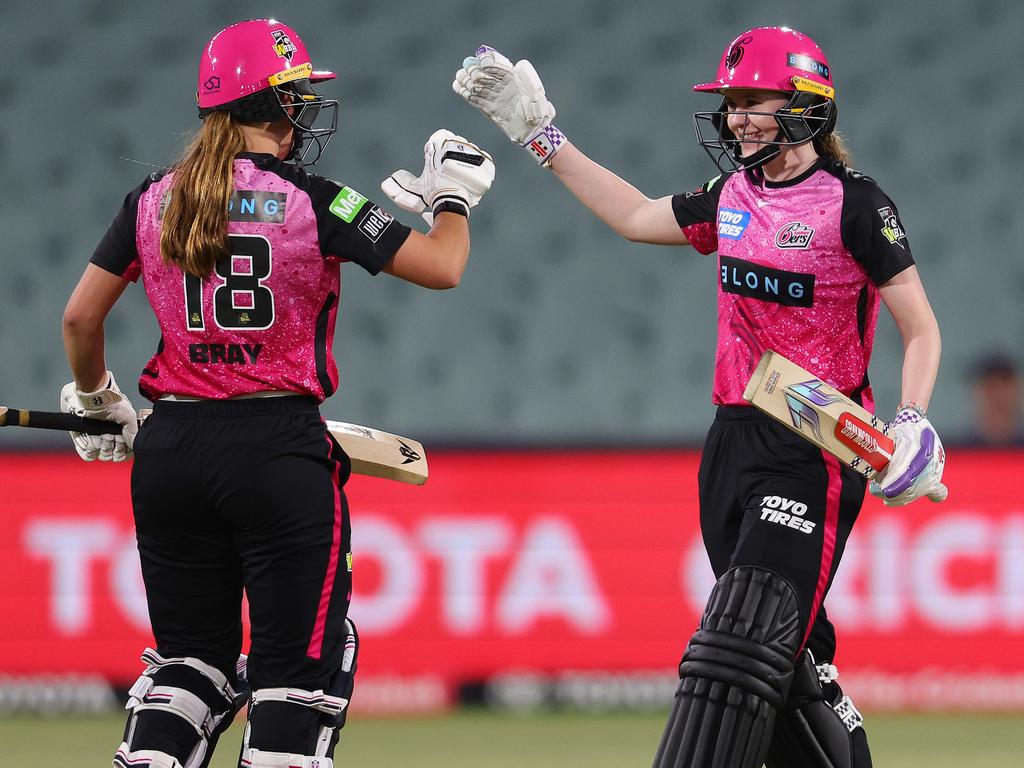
[456,26,945,768]
[60,18,494,768]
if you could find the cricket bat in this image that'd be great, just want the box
[0,406,428,485]
[741,350,894,479]
[323,419,427,485]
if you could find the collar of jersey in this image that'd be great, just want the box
[759,157,826,189]
[236,151,279,162]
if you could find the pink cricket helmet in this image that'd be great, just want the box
[693,26,834,99]
[195,19,339,166]
[692,26,838,173]
[197,18,335,109]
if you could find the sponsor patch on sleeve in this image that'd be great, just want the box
[329,186,368,223]
[357,205,395,243]
[877,206,906,248]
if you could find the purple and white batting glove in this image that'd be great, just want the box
[869,405,947,506]
[453,45,566,167]
[59,371,138,462]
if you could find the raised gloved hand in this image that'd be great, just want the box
[453,45,566,166]
[869,405,947,506]
[381,129,495,225]
[59,371,138,462]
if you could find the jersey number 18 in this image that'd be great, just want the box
[183,234,275,331]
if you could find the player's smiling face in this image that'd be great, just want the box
[723,89,789,156]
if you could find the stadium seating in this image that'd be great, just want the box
[2,0,1019,446]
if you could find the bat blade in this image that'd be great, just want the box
[325,420,428,486]
[742,350,893,479]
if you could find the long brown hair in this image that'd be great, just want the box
[814,130,853,166]
[160,111,246,278]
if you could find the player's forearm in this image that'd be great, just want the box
[549,142,655,241]
[879,266,941,411]
[384,214,470,289]
[898,325,941,411]
[62,317,108,392]
[423,213,470,288]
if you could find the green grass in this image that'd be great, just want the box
[1,710,1021,767]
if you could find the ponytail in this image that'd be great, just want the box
[160,111,246,278]
[814,130,853,167]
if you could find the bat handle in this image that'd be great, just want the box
[0,407,130,436]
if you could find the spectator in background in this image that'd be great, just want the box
[960,352,1024,446]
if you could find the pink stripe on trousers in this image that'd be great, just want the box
[306,435,343,659]
[801,451,842,651]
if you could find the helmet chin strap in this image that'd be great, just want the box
[731,128,783,171]
[287,131,306,166]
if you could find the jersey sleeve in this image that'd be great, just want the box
[307,176,412,275]
[840,173,916,285]
[671,173,727,255]
[90,179,151,282]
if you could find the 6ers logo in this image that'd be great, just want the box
[272,29,297,62]
[775,221,815,249]
[726,35,754,69]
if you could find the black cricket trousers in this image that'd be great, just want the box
[129,395,352,692]
[697,405,867,661]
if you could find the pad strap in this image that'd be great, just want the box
[244,749,333,768]
[127,677,221,738]
[139,647,240,705]
[833,695,865,733]
[249,686,349,717]
[113,744,184,768]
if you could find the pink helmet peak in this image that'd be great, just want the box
[197,18,336,109]
[693,26,835,101]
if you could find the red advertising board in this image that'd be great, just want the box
[1,450,1023,710]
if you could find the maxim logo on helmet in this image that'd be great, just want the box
[272,29,297,62]
[203,76,220,93]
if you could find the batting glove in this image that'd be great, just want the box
[381,129,495,225]
[869,406,947,506]
[453,45,566,166]
[59,371,138,462]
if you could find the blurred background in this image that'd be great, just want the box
[1,0,1022,765]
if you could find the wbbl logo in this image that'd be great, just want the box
[877,206,906,249]
[272,30,297,62]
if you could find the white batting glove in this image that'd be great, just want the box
[869,406,947,506]
[381,129,495,225]
[59,372,138,462]
[453,45,566,166]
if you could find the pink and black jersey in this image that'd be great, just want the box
[90,152,411,402]
[671,157,914,411]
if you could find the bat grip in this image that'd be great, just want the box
[0,408,126,435]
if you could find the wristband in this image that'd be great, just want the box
[431,198,469,219]
[896,400,927,418]
[76,372,116,409]
[524,124,566,167]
